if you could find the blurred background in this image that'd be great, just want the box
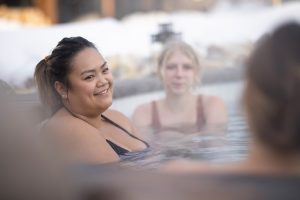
[0,0,299,93]
[1,3,300,198]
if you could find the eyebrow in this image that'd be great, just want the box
[80,61,107,76]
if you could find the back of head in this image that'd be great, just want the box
[244,21,300,154]
[0,86,76,200]
[34,37,96,114]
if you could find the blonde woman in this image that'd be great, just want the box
[163,22,300,175]
[132,41,227,135]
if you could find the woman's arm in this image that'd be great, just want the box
[204,96,228,125]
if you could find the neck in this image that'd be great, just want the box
[244,140,300,175]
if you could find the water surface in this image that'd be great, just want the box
[112,81,249,169]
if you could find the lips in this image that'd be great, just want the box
[94,88,109,96]
[172,82,184,87]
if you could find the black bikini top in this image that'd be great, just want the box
[101,114,149,156]
[63,107,149,157]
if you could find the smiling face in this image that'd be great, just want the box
[160,49,198,96]
[64,47,113,117]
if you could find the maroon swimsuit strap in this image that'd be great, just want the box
[151,96,206,133]
[196,96,206,130]
[151,100,162,131]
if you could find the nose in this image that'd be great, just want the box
[175,66,184,77]
[96,75,108,87]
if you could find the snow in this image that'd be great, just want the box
[0,1,300,86]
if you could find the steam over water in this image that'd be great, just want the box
[112,82,249,169]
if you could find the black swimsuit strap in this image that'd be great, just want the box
[105,139,129,155]
[101,114,150,147]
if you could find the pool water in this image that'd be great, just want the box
[112,81,249,169]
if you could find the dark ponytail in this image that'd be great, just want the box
[34,57,61,114]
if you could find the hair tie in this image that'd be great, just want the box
[44,55,49,64]
[43,55,51,75]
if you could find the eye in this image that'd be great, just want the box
[183,64,193,70]
[84,74,95,80]
[166,64,176,70]
[103,67,109,74]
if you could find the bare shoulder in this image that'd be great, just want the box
[201,95,228,124]
[131,102,153,127]
[43,114,97,139]
[202,95,226,107]
[41,114,119,163]
[41,108,102,141]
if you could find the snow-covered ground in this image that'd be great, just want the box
[1,1,300,86]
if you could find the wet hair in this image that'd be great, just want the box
[157,40,201,78]
[34,37,96,114]
[244,22,300,154]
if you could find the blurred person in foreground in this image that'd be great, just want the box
[132,41,227,137]
[34,37,149,165]
[162,22,300,175]
[0,81,77,200]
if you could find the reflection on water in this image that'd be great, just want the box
[113,82,249,169]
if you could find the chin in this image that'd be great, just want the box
[170,88,188,95]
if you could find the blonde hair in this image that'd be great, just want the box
[157,40,201,76]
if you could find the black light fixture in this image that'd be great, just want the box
[151,23,182,44]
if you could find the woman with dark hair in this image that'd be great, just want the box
[162,22,300,174]
[35,37,149,164]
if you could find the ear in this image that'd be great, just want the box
[54,81,67,99]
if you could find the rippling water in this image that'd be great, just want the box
[112,82,250,169]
